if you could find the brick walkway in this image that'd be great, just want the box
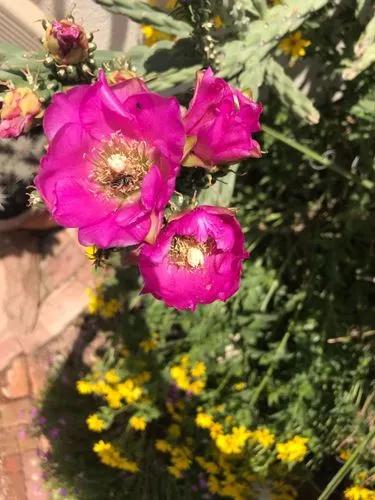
[0,229,93,500]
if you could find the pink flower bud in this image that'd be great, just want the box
[0,87,42,138]
[183,68,263,169]
[44,19,89,65]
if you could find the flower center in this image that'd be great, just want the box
[169,236,214,269]
[91,133,151,200]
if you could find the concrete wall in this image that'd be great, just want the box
[0,0,139,51]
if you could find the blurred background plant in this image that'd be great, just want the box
[1,0,374,498]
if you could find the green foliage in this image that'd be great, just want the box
[93,0,191,36]
[0,133,45,216]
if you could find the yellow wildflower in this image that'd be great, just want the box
[191,361,206,378]
[86,414,106,432]
[215,426,250,455]
[155,439,171,453]
[105,389,123,409]
[117,379,143,404]
[189,379,205,395]
[344,486,375,500]
[171,446,192,470]
[279,31,311,59]
[84,245,96,260]
[92,380,112,396]
[93,440,139,473]
[76,379,95,394]
[276,436,309,463]
[272,0,283,4]
[251,427,276,448]
[196,456,220,474]
[141,25,175,47]
[104,369,121,385]
[196,412,214,429]
[339,449,351,461]
[86,288,104,315]
[170,365,190,391]
[234,382,246,391]
[129,415,147,431]
[167,465,183,478]
[86,287,120,318]
[140,337,158,353]
[209,422,224,439]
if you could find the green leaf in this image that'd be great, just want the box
[93,0,191,36]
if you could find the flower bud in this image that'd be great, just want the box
[106,68,139,85]
[0,87,42,138]
[43,19,89,65]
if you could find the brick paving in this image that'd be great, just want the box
[0,228,93,500]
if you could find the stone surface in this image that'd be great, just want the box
[0,232,40,340]
[0,228,94,500]
[1,356,30,400]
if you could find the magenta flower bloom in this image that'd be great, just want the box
[183,68,263,169]
[35,71,185,248]
[139,205,249,310]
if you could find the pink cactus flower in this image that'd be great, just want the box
[138,205,249,310]
[0,87,42,139]
[35,71,185,248]
[44,19,89,65]
[183,68,263,169]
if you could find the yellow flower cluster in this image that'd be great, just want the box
[276,436,309,463]
[170,356,206,395]
[344,486,375,500]
[86,287,121,319]
[155,439,192,479]
[86,414,106,432]
[129,415,147,431]
[279,31,311,60]
[93,440,139,473]
[249,427,276,448]
[216,426,251,455]
[76,369,147,409]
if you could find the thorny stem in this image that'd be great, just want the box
[182,0,220,70]
[317,428,375,500]
[262,124,374,191]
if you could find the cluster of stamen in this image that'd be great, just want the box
[91,133,151,200]
[169,236,215,269]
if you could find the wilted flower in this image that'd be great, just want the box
[139,205,249,310]
[43,19,89,65]
[35,70,185,248]
[183,68,262,169]
[0,87,42,138]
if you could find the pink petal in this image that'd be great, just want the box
[43,84,91,141]
[52,177,115,227]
